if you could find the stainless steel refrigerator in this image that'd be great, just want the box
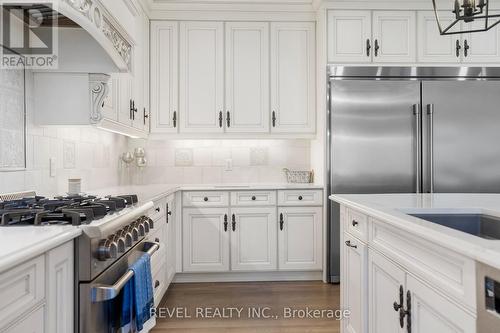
[327,66,500,282]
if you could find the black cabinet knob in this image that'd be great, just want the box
[155,237,160,242]
[155,207,160,212]
[155,280,160,288]
[204,197,208,202]
[298,196,303,201]
[352,220,358,226]
[251,196,256,201]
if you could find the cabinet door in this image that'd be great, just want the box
[342,235,368,333]
[179,21,224,133]
[151,21,179,133]
[46,241,74,333]
[327,10,372,63]
[278,206,322,270]
[270,22,315,134]
[372,11,416,63]
[407,275,475,333]
[368,250,405,333]
[166,196,176,284]
[417,11,459,63]
[132,11,150,132]
[117,73,133,126]
[182,207,229,272]
[225,22,270,133]
[462,15,500,63]
[230,207,277,271]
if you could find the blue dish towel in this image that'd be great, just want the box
[130,253,154,331]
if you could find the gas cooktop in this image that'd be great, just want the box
[0,194,138,226]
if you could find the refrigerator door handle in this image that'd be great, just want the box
[427,104,435,193]
[413,104,422,193]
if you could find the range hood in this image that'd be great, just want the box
[4,1,144,137]
[2,2,133,73]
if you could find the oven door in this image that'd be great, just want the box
[78,240,159,333]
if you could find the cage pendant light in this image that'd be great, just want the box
[432,0,500,34]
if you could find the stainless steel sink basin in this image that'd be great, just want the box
[408,213,500,240]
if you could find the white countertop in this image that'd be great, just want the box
[0,183,322,273]
[329,193,500,270]
[0,226,81,273]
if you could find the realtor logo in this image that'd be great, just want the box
[1,2,59,69]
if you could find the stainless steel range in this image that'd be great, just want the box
[0,193,159,333]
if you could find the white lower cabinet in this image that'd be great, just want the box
[340,205,477,333]
[183,207,230,272]
[278,206,322,270]
[0,241,74,333]
[407,275,476,333]
[181,190,323,274]
[46,242,74,333]
[342,234,367,333]
[230,207,277,271]
[368,250,405,333]
[166,195,176,284]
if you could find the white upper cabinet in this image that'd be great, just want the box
[417,11,459,63]
[462,14,500,63]
[328,10,372,63]
[151,21,179,133]
[225,22,270,133]
[271,22,316,134]
[372,11,416,63]
[230,207,277,271]
[179,21,225,133]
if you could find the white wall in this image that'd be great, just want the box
[0,71,128,196]
[128,138,312,185]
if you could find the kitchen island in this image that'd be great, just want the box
[329,193,500,333]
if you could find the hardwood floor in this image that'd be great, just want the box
[151,281,340,333]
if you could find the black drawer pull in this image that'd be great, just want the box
[155,237,160,242]
[154,280,160,288]
[251,196,256,201]
[352,220,358,226]
[155,207,160,212]
[203,197,208,202]
[298,195,303,201]
[345,240,357,249]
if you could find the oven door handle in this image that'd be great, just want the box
[91,241,160,303]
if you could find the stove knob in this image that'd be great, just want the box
[143,220,150,234]
[111,234,126,253]
[137,222,146,236]
[122,230,133,248]
[127,225,139,241]
[147,217,154,230]
[116,236,126,253]
[97,239,118,261]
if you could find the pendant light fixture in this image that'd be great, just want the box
[432,0,500,34]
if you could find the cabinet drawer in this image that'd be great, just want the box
[0,256,45,328]
[151,242,167,278]
[3,305,45,333]
[149,197,167,222]
[370,219,476,311]
[230,191,276,206]
[277,189,322,206]
[148,223,166,246]
[346,208,368,242]
[183,191,229,207]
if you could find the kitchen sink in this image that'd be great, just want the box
[407,212,500,240]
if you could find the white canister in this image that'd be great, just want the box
[68,178,82,195]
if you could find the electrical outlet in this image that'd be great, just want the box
[225,159,233,171]
[49,157,56,177]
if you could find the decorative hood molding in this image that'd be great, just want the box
[59,0,133,71]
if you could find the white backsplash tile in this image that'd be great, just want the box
[0,71,128,197]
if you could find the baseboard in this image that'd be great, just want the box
[172,271,323,283]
